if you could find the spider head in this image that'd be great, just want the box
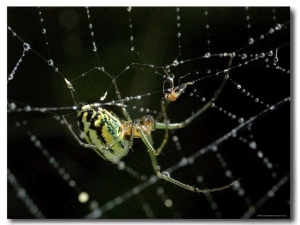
[139,115,155,134]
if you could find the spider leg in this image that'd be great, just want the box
[62,115,110,157]
[112,78,131,121]
[154,100,169,156]
[155,57,233,130]
[139,129,237,193]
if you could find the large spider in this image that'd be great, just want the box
[62,58,236,193]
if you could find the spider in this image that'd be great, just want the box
[62,58,236,193]
[163,71,194,102]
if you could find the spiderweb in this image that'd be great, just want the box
[7,7,290,219]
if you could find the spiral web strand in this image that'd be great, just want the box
[8,7,290,219]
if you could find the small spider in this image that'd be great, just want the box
[62,58,237,193]
[163,71,194,102]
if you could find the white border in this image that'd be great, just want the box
[3,1,297,225]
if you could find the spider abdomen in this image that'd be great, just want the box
[77,104,130,162]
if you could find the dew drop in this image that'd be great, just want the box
[176,32,181,38]
[267,190,275,197]
[162,171,170,178]
[257,151,263,158]
[225,170,232,177]
[172,60,179,66]
[78,192,89,203]
[237,84,241,89]
[42,28,46,34]
[275,23,282,30]
[9,102,16,110]
[205,52,211,58]
[172,135,178,142]
[23,43,31,51]
[249,141,257,149]
[47,59,54,66]
[267,51,273,57]
[164,199,173,207]
[248,37,254,45]
[24,105,31,112]
[273,57,279,63]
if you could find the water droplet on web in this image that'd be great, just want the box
[24,105,31,112]
[238,117,244,123]
[78,192,89,203]
[205,52,211,58]
[249,141,257,149]
[257,151,263,158]
[237,84,241,89]
[177,32,181,38]
[275,23,282,30]
[201,97,206,102]
[225,170,232,177]
[130,36,134,41]
[267,190,274,197]
[269,27,275,34]
[162,171,170,178]
[23,43,31,51]
[172,60,179,66]
[267,51,273,57]
[9,102,16,110]
[164,199,173,208]
[248,38,254,45]
[47,59,54,66]
[273,57,279,62]
[42,28,46,34]
[12,32,16,36]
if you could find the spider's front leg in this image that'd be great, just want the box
[139,128,238,193]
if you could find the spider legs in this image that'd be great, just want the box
[155,57,234,130]
[139,129,238,193]
[61,115,112,159]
